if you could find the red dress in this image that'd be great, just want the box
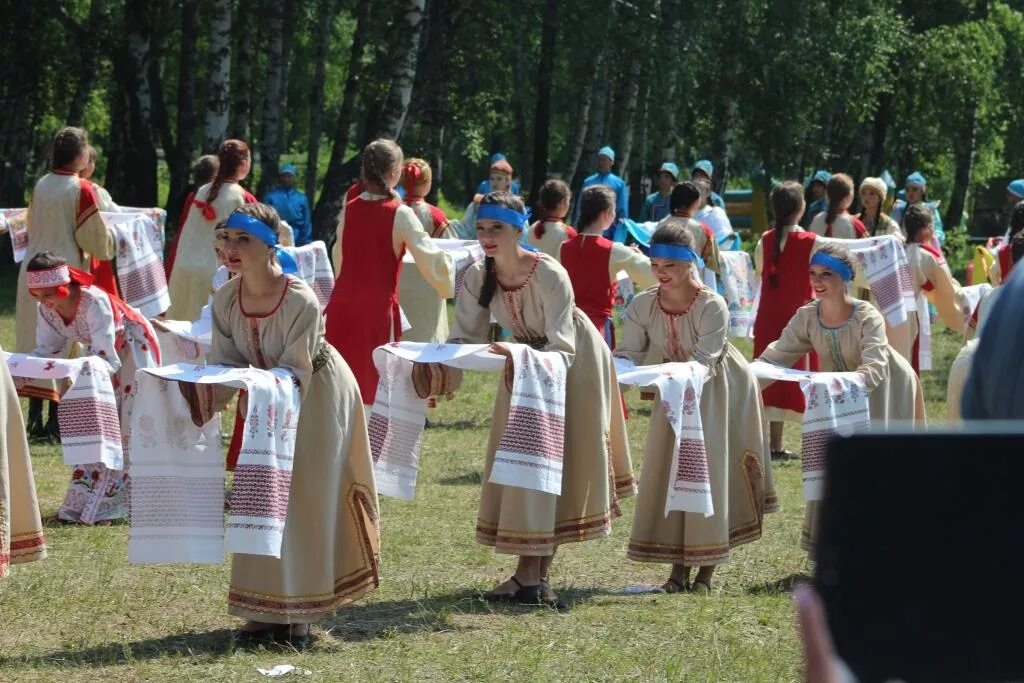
[70,177,120,298]
[560,234,616,347]
[324,195,405,402]
[753,229,819,413]
[997,243,1015,282]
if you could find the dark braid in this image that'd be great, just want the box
[824,173,854,232]
[207,139,250,204]
[361,139,403,198]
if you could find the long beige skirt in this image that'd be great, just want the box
[228,349,380,624]
[1,344,47,578]
[476,310,635,556]
[628,345,777,566]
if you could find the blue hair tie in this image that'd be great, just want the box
[276,247,299,275]
[477,203,531,230]
[649,243,705,269]
[810,252,853,282]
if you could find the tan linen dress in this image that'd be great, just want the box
[15,172,116,400]
[449,253,635,556]
[208,277,380,623]
[0,344,47,579]
[397,200,455,343]
[760,301,925,552]
[617,287,777,566]
[167,182,252,322]
[525,220,575,260]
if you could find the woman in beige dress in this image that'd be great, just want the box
[445,191,634,608]
[396,157,456,343]
[617,222,776,593]
[166,139,257,322]
[858,177,903,239]
[182,204,379,649]
[758,243,925,553]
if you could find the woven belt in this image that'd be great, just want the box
[514,335,549,350]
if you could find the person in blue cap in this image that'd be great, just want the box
[641,161,679,221]
[263,163,313,246]
[690,159,725,209]
[1007,179,1024,207]
[475,153,521,197]
[801,169,831,227]
[890,171,945,244]
[574,146,628,234]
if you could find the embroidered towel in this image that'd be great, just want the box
[4,352,121,469]
[959,283,992,332]
[798,373,870,501]
[718,250,760,339]
[820,235,917,326]
[104,212,170,316]
[129,363,301,562]
[281,240,333,309]
[1,209,28,263]
[128,370,225,564]
[615,358,712,517]
[749,363,871,500]
[369,342,568,499]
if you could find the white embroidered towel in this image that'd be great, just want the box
[798,373,870,501]
[104,212,171,316]
[718,250,760,339]
[130,363,301,561]
[616,359,712,516]
[369,342,567,499]
[1,208,28,263]
[4,352,122,469]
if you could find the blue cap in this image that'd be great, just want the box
[658,162,680,180]
[489,152,507,164]
[1008,179,1024,199]
[692,159,714,177]
[280,163,296,176]
[598,146,615,162]
[808,170,831,187]
[905,172,927,188]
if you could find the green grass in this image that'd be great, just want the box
[0,264,962,681]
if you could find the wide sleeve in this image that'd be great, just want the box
[610,242,656,289]
[921,253,966,333]
[74,181,115,260]
[394,205,455,298]
[615,179,629,218]
[759,307,815,368]
[331,201,347,278]
[614,295,651,366]
[447,265,491,343]
[538,269,577,366]
[274,289,321,398]
[33,310,69,359]
[852,307,890,391]
[83,294,122,372]
[205,287,248,411]
[700,225,722,274]
[691,293,729,367]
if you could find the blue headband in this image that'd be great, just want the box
[477,203,530,230]
[810,252,853,282]
[223,212,298,275]
[649,243,705,268]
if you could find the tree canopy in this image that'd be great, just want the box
[1,0,1021,238]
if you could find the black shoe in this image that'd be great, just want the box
[26,398,46,441]
[512,583,543,605]
[483,575,523,603]
[539,579,569,610]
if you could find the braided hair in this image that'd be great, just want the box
[824,173,854,232]
[51,127,89,169]
[361,139,403,198]
[207,140,251,204]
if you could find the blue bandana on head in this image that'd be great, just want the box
[810,252,853,282]
[1007,179,1024,199]
[477,203,531,230]
[649,242,705,269]
[905,171,927,188]
[224,211,298,275]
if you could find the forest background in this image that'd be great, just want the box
[1,0,1022,250]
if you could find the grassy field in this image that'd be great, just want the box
[0,264,962,682]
